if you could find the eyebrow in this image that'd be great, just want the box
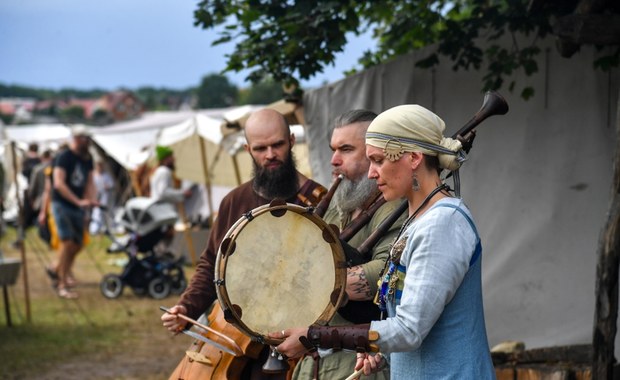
[251,139,286,150]
[331,142,355,151]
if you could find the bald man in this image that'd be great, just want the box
[162,109,327,379]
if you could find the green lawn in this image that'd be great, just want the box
[0,226,194,379]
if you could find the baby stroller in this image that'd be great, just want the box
[100,197,188,300]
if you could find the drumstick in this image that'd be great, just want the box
[344,352,383,380]
[159,306,244,356]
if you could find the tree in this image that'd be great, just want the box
[59,105,85,123]
[194,0,619,99]
[196,73,238,108]
[239,77,284,105]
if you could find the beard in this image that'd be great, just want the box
[332,174,378,214]
[252,150,299,200]
[164,160,175,171]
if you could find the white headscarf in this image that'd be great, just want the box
[366,104,465,171]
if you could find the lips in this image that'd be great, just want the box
[265,162,282,170]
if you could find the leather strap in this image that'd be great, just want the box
[307,324,374,353]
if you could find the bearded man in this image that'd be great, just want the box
[162,108,326,379]
[291,110,407,380]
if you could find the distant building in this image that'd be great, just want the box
[0,90,144,125]
[0,97,36,124]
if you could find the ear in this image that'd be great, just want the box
[243,143,250,154]
[409,152,423,170]
[289,133,296,148]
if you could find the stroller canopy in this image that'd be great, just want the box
[120,197,178,236]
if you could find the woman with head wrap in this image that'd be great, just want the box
[271,105,495,379]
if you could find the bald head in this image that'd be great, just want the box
[245,109,290,142]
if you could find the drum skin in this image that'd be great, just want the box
[216,203,347,345]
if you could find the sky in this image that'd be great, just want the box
[0,0,374,92]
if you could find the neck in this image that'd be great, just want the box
[406,178,447,217]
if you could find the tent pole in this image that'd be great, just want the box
[129,170,142,197]
[10,141,31,323]
[199,137,215,226]
[176,203,197,267]
[231,154,242,186]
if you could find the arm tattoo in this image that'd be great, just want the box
[347,265,372,300]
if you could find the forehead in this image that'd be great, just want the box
[366,144,384,157]
[246,123,288,147]
[331,123,367,146]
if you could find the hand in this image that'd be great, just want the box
[267,327,309,359]
[37,212,47,226]
[354,352,385,377]
[161,304,189,333]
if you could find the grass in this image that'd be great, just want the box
[0,225,195,379]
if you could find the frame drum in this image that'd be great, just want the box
[215,201,346,345]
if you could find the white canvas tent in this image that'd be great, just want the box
[301,36,619,356]
[156,114,253,217]
[157,114,253,188]
[0,124,72,223]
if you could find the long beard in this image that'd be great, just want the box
[252,150,298,200]
[333,175,378,214]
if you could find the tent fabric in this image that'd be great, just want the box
[156,114,254,188]
[302,37,620,354]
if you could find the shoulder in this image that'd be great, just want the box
[300,178,327,204]
[427,198,474,226]
[220,181,254,205]
[152,166,171,177]
[412,198,478,244]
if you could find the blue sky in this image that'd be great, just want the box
[0,0,374,91]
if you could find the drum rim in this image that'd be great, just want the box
[215,202,346,345]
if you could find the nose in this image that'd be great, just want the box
[331,151,341,167]
[368,164,378,179]
[265,147,276,160]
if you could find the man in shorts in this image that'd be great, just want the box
[48,125,98,299]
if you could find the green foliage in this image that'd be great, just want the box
[238,77,283,105]
[134,86,196,111]
[196,73,238,108]
[0,111,13,125]
[59,105,85,123]
[194,0,619,99]
[195,0,369,87]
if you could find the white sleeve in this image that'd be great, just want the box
[370,205,477,353]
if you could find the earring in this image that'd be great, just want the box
[412,173,420,191]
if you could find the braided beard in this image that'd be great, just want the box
[252,150,298,200]
[333,175,377,214]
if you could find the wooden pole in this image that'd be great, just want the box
[176,203,197,267]
[592,91,620,379]
[9,141,31,323]
[231,154,242,186]
[198,136,215,225]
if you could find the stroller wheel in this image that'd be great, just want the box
[100,274,124,299]
[148,276,171,299]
